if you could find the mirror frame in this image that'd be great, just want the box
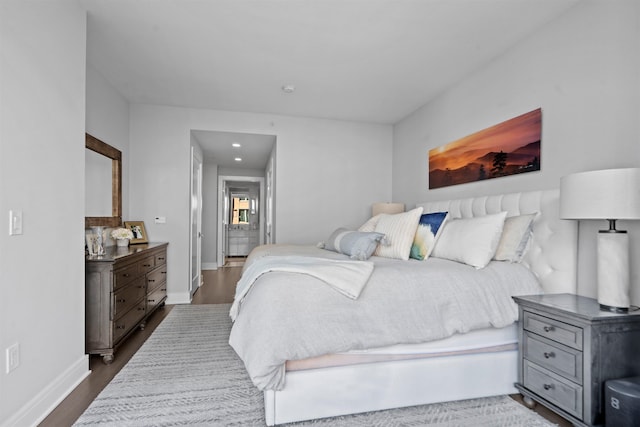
[85,133,122,228]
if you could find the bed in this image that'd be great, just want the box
[229,189,578,426]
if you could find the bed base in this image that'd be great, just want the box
[264,349,518,426]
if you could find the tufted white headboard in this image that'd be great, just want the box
[417,189,577,294]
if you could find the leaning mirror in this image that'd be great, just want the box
[85,133,122,228]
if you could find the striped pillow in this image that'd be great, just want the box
[322,228,386,260]
[373,207,423,260]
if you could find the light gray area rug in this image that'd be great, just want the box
[75,304,555,427]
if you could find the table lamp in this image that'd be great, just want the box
[560,168,640,312]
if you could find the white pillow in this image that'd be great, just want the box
[431,211,507,268]
[493,213,537,262]
[358,214,381,232]
[373,207,423,260]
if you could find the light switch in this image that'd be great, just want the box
[9,210,23,235]
[154,216,166,224]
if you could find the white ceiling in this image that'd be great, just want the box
[192,130,275,167]
[81,0,581,167]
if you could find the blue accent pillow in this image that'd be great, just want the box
[321,228,386,260]
[410,212,449,260]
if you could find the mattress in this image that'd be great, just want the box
[286,323,518,371]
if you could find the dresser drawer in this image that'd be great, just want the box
[146,285,167,313]
[524,332,582,383]
[113,277,146,319]
[114,263,139,289]
[523,311,583,350]
[524,360,583,419]
[155,251,167,266]
[146,265,166,291]
[139,255,156,274]
[113,299,146,343]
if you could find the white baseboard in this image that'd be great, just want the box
[166,292,192,305]
[1,354,89,427]
[202,262,218,270]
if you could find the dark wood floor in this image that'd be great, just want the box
[40,260,571,426]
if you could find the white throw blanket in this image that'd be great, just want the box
[230,255,374,321]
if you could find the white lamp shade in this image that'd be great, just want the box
[372,202,405,216]
[560,168,640,220]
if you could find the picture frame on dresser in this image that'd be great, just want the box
[124,220,148,244]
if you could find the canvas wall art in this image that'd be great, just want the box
[428,108,541,189]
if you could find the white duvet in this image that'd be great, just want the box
[228,244,542,391]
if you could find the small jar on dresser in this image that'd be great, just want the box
[513,293,640,427]
[85,242,168,364]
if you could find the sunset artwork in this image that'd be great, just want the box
[428,108,541,189]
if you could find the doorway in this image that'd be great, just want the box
[217,176,265,268]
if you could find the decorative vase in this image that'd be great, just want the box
[116,238,130,247]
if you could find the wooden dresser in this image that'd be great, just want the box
[513,293,640,426]
[85,242,168,363]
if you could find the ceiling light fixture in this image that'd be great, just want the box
[282,84,296,93]
[232,143,241,148]
[234,157,242,162]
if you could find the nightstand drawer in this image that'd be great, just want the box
[524,332,582,383]
[524,360,583,419]
[523,311,583,350]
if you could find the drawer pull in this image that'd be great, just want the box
[123,273,130,278]
[143,264,152,267]
[148,279,155,283]
[158,257,165,261]
[116,324,126,330]
[148,299,155,303]
[543,383,554,391]
[543,351,555,359]
[116,298,125,303]
[543,325,554,332]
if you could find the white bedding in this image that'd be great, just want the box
[229,244,543,391]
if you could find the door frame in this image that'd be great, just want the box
[217,175,265,267]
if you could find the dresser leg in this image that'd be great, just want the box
[102,354,114,365]
[522,395,536,409]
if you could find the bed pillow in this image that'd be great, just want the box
[373,207,423,260]
[431,211,507,268]
[358,214,381,233]
[493,213,537,263]
[410,211,449,260]
[320,228,386,260]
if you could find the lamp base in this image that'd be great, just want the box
[599,303,629,313]
[597,230,630,312]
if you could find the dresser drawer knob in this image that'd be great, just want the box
[116,324,126,330]
[116,298,125,303]
[543,383,554,391]
[543,351,555,359]
[543,325,554,332]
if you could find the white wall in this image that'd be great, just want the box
[392,0,640,303]
[0,2,88,425]
[201,160,219,269]
[86,64,131,220]
[130,104,393,303]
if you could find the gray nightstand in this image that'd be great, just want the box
[513,294,640,427]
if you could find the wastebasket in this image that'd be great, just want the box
[605,376,640,427]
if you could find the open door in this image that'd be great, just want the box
[189,146,203,296]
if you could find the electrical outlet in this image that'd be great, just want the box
[6,343,19,373]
